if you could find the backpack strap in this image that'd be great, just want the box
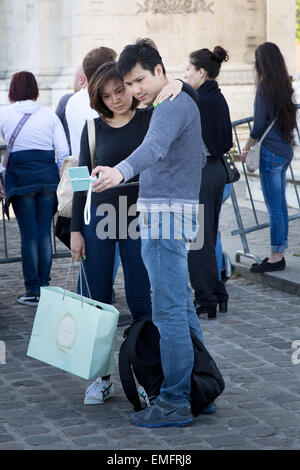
[3,113,31,181]
[118,325,144,412]
[87,119,96,169]
[119,318,159,412]
[126,318,161,373]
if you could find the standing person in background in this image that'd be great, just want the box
[66,47,117,160]
[241,42,297,273]
[55,65,87,154]
[0,71,69,305]
[182,46,232,319]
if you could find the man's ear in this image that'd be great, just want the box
[154,64,164,77]
[80,73,88,87]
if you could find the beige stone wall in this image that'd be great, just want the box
[0,0,297,121]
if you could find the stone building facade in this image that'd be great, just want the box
[0,0,296,120]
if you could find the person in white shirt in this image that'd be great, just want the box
[55,65,87,154]
[66,47,117,159]
[0,71,69,305]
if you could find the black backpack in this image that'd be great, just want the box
[118,317,225,416]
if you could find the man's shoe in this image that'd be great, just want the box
[130,397,194,428]
[17,293,40,306]
[84,378,114,405]
[250,257,285,273]
[200,402,217,414]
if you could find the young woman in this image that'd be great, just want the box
[0,71,69,305]
[70,61,192,406]
[241,42,297,272]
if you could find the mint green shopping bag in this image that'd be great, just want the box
[27,269,119,379]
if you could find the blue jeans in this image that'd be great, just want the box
[215,183,232,279]
[11,191,57,295]
[80,204,152,320]
[260,145,292,253]
[139,211,204,406]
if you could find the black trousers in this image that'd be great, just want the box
[188,157,228,307]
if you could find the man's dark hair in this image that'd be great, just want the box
[117,38,166,77]
[82,47,117,82]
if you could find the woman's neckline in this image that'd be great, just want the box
[102,109,136,129]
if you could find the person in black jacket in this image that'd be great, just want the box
[184,46,233,319]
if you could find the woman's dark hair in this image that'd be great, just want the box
[255,42,297,143]
[117,38,166,78]
[88,61,139,119]
[189,46,229,79]
[8,71,39,102]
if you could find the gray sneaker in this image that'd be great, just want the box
[130,397,194,428]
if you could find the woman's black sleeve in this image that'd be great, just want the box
[179,80,199,103]
[70,123,90,232]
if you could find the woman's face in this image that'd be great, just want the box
[101,79,133,115]
[184,61,205,89]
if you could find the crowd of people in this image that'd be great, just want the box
[0,38,297,428]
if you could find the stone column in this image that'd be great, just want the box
[266,0,296,74]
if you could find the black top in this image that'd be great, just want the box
[196,80,233,159]
[55,93,74,154]
[250,81,293,160]
[70,82,199,232]
[70,107,153,231]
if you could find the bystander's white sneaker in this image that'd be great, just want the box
[17,293,40,306]
[84,378,114,405]
[138,385,151,407]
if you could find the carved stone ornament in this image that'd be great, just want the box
[136,0,215,15]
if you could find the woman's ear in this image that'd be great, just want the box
[199,68,206,79]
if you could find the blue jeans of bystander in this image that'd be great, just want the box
[11,191,57,295]
[260,145,292,253]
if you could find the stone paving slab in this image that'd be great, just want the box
[1,176,300,451]
[1,255,300,450]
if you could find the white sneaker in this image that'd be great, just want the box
[138,385,151,407]
[84,378,114,405]
[17,293,40,306]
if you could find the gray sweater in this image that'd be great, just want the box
[115,92,204,213]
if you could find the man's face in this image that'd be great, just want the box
[123,63,164,106]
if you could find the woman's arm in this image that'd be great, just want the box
[240,136,256,162]
[70,123,93,260]
[153,80,198,106]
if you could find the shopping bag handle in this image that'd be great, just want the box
[62,259,93,307]
[79,260,92,300]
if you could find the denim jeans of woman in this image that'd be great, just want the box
[11,191,57,295]
[215,183,232,279]
[260,145,292,253]
[139,211,204,406]
[80,204,152,320]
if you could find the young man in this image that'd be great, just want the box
[92,38,205,427]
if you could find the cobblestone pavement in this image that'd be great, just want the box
[1,179,300,451]
[1,252,300,450]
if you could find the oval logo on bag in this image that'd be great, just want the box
[55,314,78,352]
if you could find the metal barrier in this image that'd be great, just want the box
[230,104,300,264]
[1,108,300,265]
